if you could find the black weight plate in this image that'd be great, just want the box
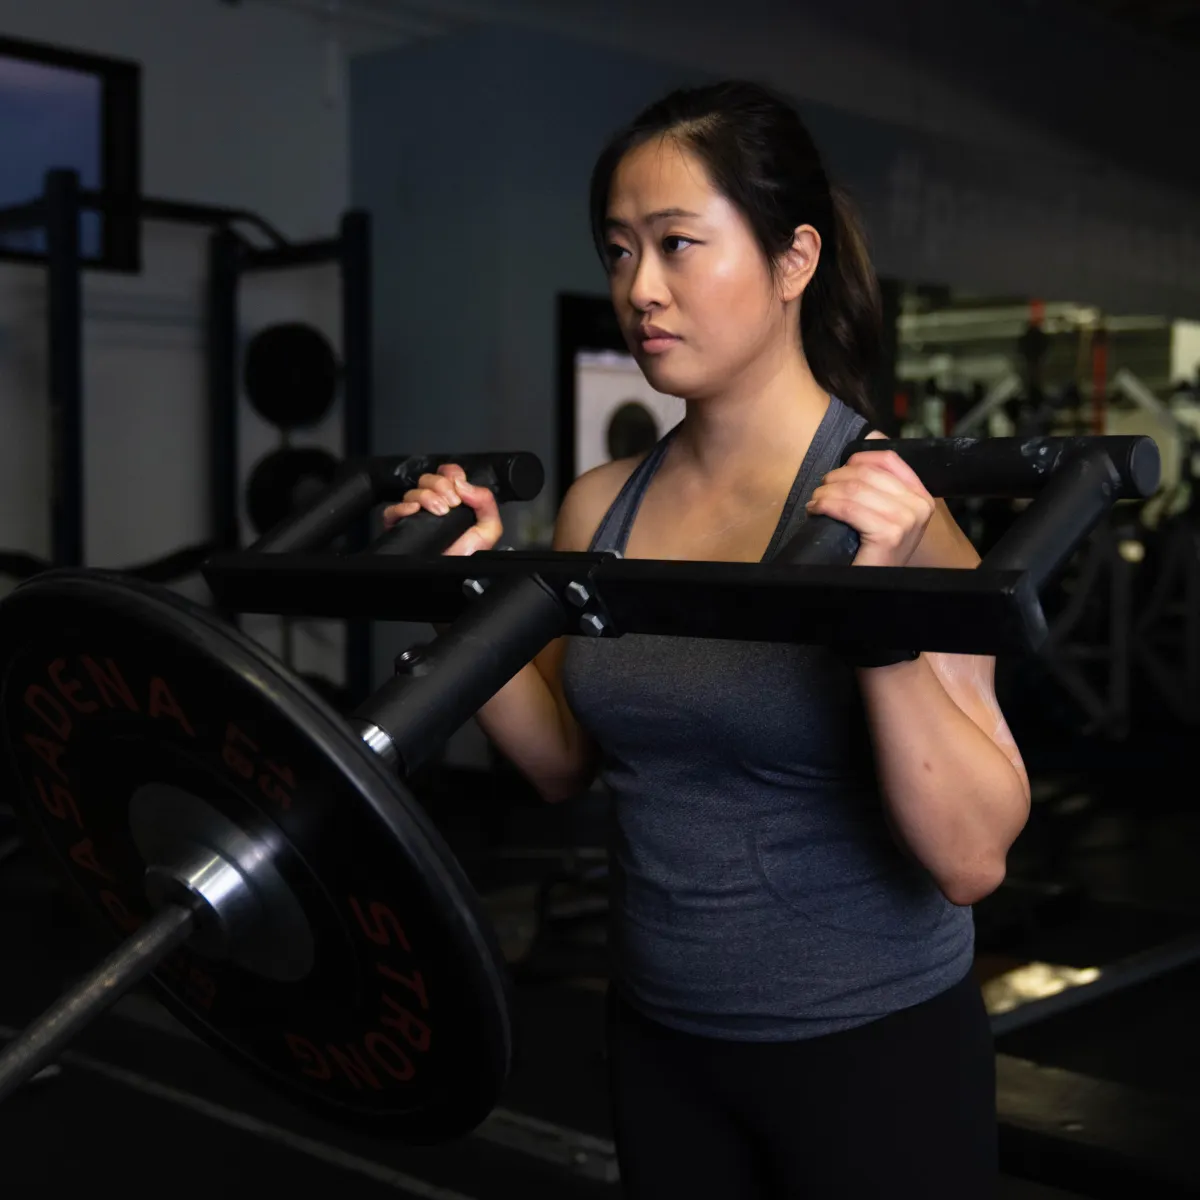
[246,447,340,536]
[301,672,351,713]
[605,401,659,462]
[244,323,339,430]
[0,570,513,1142]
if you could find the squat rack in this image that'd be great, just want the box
[0,168,375,701]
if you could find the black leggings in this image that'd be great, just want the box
[605,971,997,1199]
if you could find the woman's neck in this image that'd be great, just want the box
[671,348,831,485]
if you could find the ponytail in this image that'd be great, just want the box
[801,187,882,420]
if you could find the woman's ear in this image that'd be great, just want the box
[778,224,821,303]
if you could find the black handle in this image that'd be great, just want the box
[368,455,544,558]
[371,503,478,557]
[838,435,1160,501]
[374,452,544,504]
[775,515,861,566]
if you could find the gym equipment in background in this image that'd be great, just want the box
[0,168,373,704]
[243,322,341,433]
[0,435,1158,1138]
[241,318,349,705]
[555,292,685,501]
[245,447,342,542]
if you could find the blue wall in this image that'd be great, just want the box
[352,29,706,479]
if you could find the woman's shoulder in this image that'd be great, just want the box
[553,452,651,552]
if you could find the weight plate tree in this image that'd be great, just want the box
[0,435,1160,1143]
[244,323,341,431]
[246,447,341,539]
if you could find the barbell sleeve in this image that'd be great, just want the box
[368,502,477,557]
[0,902,197,1105]
[351,572,570,776]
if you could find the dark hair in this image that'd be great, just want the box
[589,81,881,418]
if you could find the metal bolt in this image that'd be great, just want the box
[462,578,487,599]
[394,645,431,678]
[565,581,591,608]
[580,612,608,637]
[393,638,432,676]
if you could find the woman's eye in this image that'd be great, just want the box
[606,243,630,264]
[663,236,695,253]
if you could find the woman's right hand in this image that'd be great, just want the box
[381,463,504,556]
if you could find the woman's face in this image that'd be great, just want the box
[604,135,792,400]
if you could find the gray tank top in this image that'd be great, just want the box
[561,396,974,1041]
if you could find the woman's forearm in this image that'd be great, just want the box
[474,657,596,803]
[857,655,1030,906]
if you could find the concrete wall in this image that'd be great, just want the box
[0,0,355,234]
[364,0,1200,197]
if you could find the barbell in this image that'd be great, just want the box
[0,434,1160,1143]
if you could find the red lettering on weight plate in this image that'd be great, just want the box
[49,658,99,716]
[32,775,82,828]
[347,902,433,1055]
[379,989,431,1052]
[222,724,295,811]
[377,961,429,1013]
[80,656,140,713]
[222,724,256,781]
[24,684,73,741]
[327,1037,415,1090]
[285,1031,416,1090]
[364,1032,415,1082]
[257,758,294,810]
[348,897,412,952]
[99,890,143,936]
[24,734,69,784]
[326,1044,384,1091]
[185,964,217,1011]
[68,837,114,882]
[147,677,195,737]
[23,656,142,749]
[285,1032,332,1081]
[158,951,218,1011]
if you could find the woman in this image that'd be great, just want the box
[386,81,1030,1199]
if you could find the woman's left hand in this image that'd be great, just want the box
[805,432,936,568]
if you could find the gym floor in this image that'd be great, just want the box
[6,753,1196,1200]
